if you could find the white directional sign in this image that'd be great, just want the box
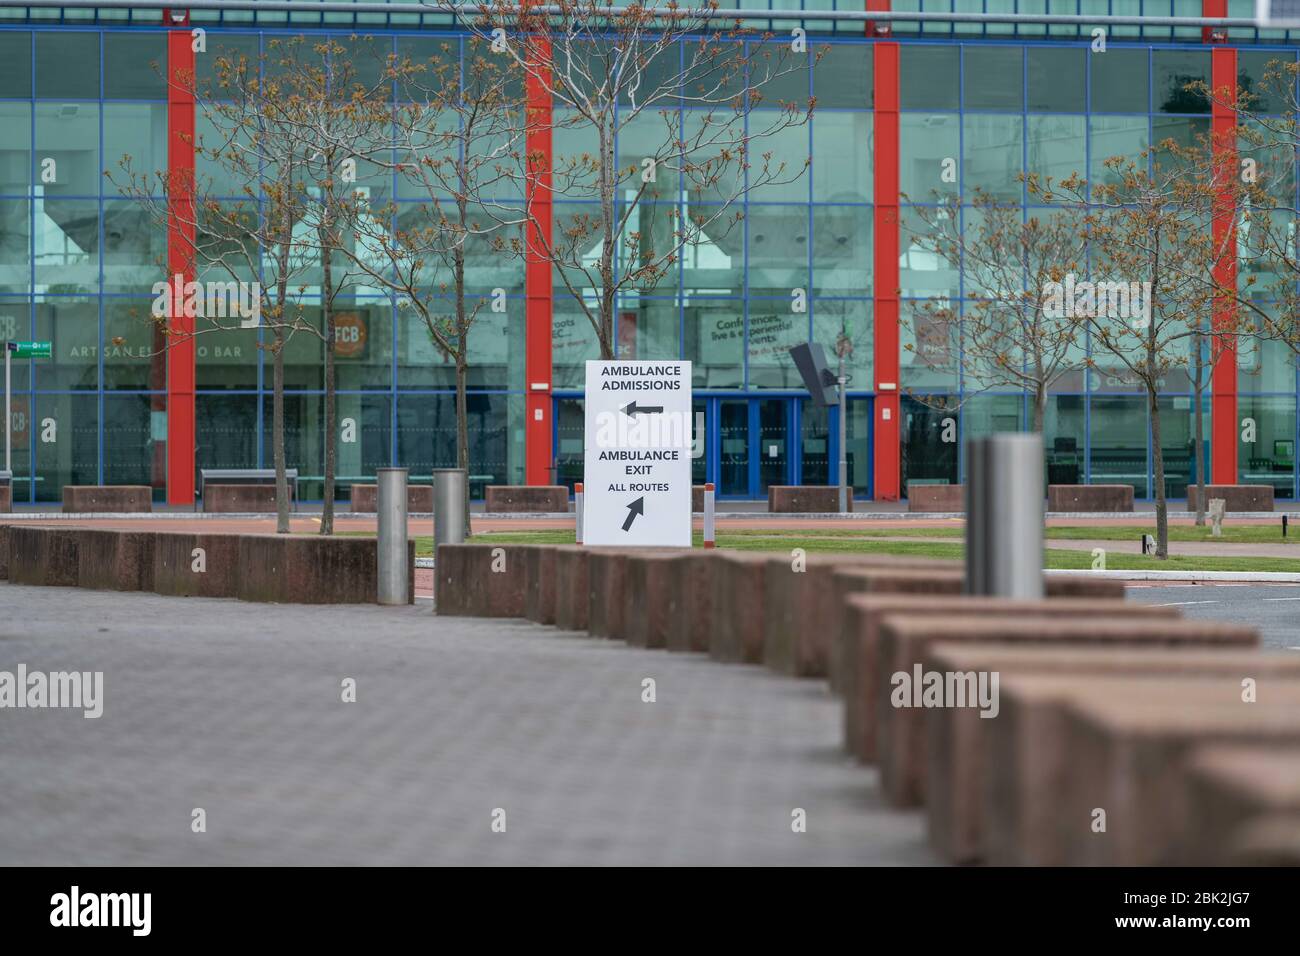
[583,360,693,547]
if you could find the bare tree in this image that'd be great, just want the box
[435,0,816,358]
[112,38,319,534]
[338,39,529,531]
[902,188,1090,437]
[1053,138,1235,558]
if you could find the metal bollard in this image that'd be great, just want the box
[703,482,716,548]
[376,467,409,605]
[575,482,584,545]
[964,433,1044,599]
[433,468,468,546]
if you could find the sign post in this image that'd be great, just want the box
[5,341,51,475]
[582,360,692,547]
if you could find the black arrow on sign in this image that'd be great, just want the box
[621,400,664,419]
[622,496,645,532]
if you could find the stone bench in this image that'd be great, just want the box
[0,485,10,513]
[1179,746,1300,865]
[1186,483,1274,512]
[523,546,560,626]
[835,576,1130,757]
[151,531,244,598]
[907,484,963,513]
[204,483,282,513]
[667,552,716,653]
[763,553,960,679]
[62,485,152,513]
[710,552,770,663]
[1047,483,1134,512]
[923,645,1300,864]
[434,543,534,617]
[553,546,593,631]
[5,525,410,604]
[620,551,692,648]
[876,615,1256,810]
[1057,683,1300,866]
[6,525,80,587]
[236,534,414,604]
[829,566,964,692]
[767,486,850,513]
[485,485,569,513]
[587,550,633,639]
[76,528,155,592]
[351,483,434,513]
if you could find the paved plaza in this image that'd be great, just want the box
[0,582,935,866]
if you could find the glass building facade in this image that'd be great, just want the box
[0,2,1295,503]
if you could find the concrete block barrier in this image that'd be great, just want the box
[877,615,1255,810]
[1186,484,1274,512]
[622,551,690,648]
[1056,684,1300,866]
[7,525,79,587]
[152,532,242,598]
[587,550,631,639]
[923,645,1300,864]
[709,552,769,663]
[485,485,569,513]
[0,524,9,579]
[435,543,530,617]
[523,545,560,625]
[1215,813,1300,866]
[764,554,960,679]
[238,534,413,605]
[76,528,155,592]
[1047,484,1134,512]
[829,567,964,691]
[841,595,1175,767]
[767,485,849,513]
[907,484,964,512]
[61,485,152,513]
[665,552,715,653]
[1183,745,1300,866]
[204,484,280,513]
[0,485,10,513]
[350,483,434,513]
[553,546,592,631]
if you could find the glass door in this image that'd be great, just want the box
[718,399,750,496]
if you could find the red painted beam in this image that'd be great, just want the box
[1210,45,1238,485]
[873,40,901,501]
[524,34,554,486]
[166,26,196,505]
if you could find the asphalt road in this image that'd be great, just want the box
[1127,584,1300,650]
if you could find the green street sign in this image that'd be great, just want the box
[8,341,51,359]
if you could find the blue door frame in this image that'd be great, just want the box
[557,392,874,501]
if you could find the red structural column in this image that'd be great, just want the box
[1210,42,1239,485]
[166,26,196,505]
[872,39,901,501]
[524,35,554,485]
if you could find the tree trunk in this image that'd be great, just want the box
[598,124,617,359]
[320,228,336,536]
[273,333,289,534]
[456,352,472,538]
[1032,383,1046,433]
[1193,336,1207,527]
[1150,384,1169,560]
